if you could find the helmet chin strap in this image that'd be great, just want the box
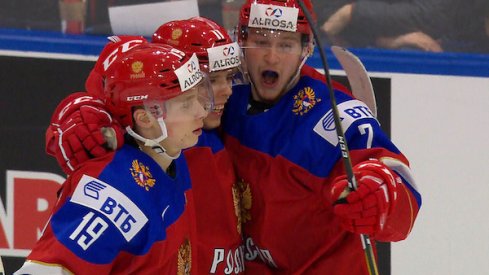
[283,52,309,93]
[284,40,313,91]
[125,117,181,160]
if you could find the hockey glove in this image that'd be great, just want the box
[45,92,124,174]
[330,159,401,237]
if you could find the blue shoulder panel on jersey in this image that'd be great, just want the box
[98,145,190,230]
[50,144,190,264]
[224,77,403,178]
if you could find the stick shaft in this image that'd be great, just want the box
[296,1,379,274]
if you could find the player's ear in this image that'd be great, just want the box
[133,108,153,129]
[302,42,314,58]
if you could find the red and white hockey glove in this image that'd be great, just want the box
[330,160,401,237]
[45,92,124,174]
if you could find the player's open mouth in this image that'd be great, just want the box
[261,70,279,86]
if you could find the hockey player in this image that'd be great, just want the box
[153,17,245,274]
[15,42,212,274]
[43,18,245,273]
[221,0,422,273]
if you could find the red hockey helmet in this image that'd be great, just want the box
[85,35,148,97]
[237,0,316,39]
[103,43,211,128]
[152,17,241,72]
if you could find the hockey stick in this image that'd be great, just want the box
[296,1,379,275]
[331,46,377,118]
[0,255,5,275]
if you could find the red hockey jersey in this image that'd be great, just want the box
[184,129,245,274]
[222,70,421,274]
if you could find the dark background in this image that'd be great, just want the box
[0,56,94,274]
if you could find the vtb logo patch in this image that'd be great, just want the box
[83,180,106,199]
[70,175,148,242]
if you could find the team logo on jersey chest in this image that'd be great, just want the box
[178,238,192,275]
[130,159,156,191]
[236,179,252,227]
[292,87,321,115]
[232,182,243,234]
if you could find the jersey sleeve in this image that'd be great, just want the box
[19,161,159,274]
[314,95,421,241]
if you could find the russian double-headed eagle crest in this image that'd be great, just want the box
[234,179,252,233]
[130,61,145,79]
[168,28,183,46]
[130,159,156,191]
[177,238,191,275]
[292,86,321,115]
